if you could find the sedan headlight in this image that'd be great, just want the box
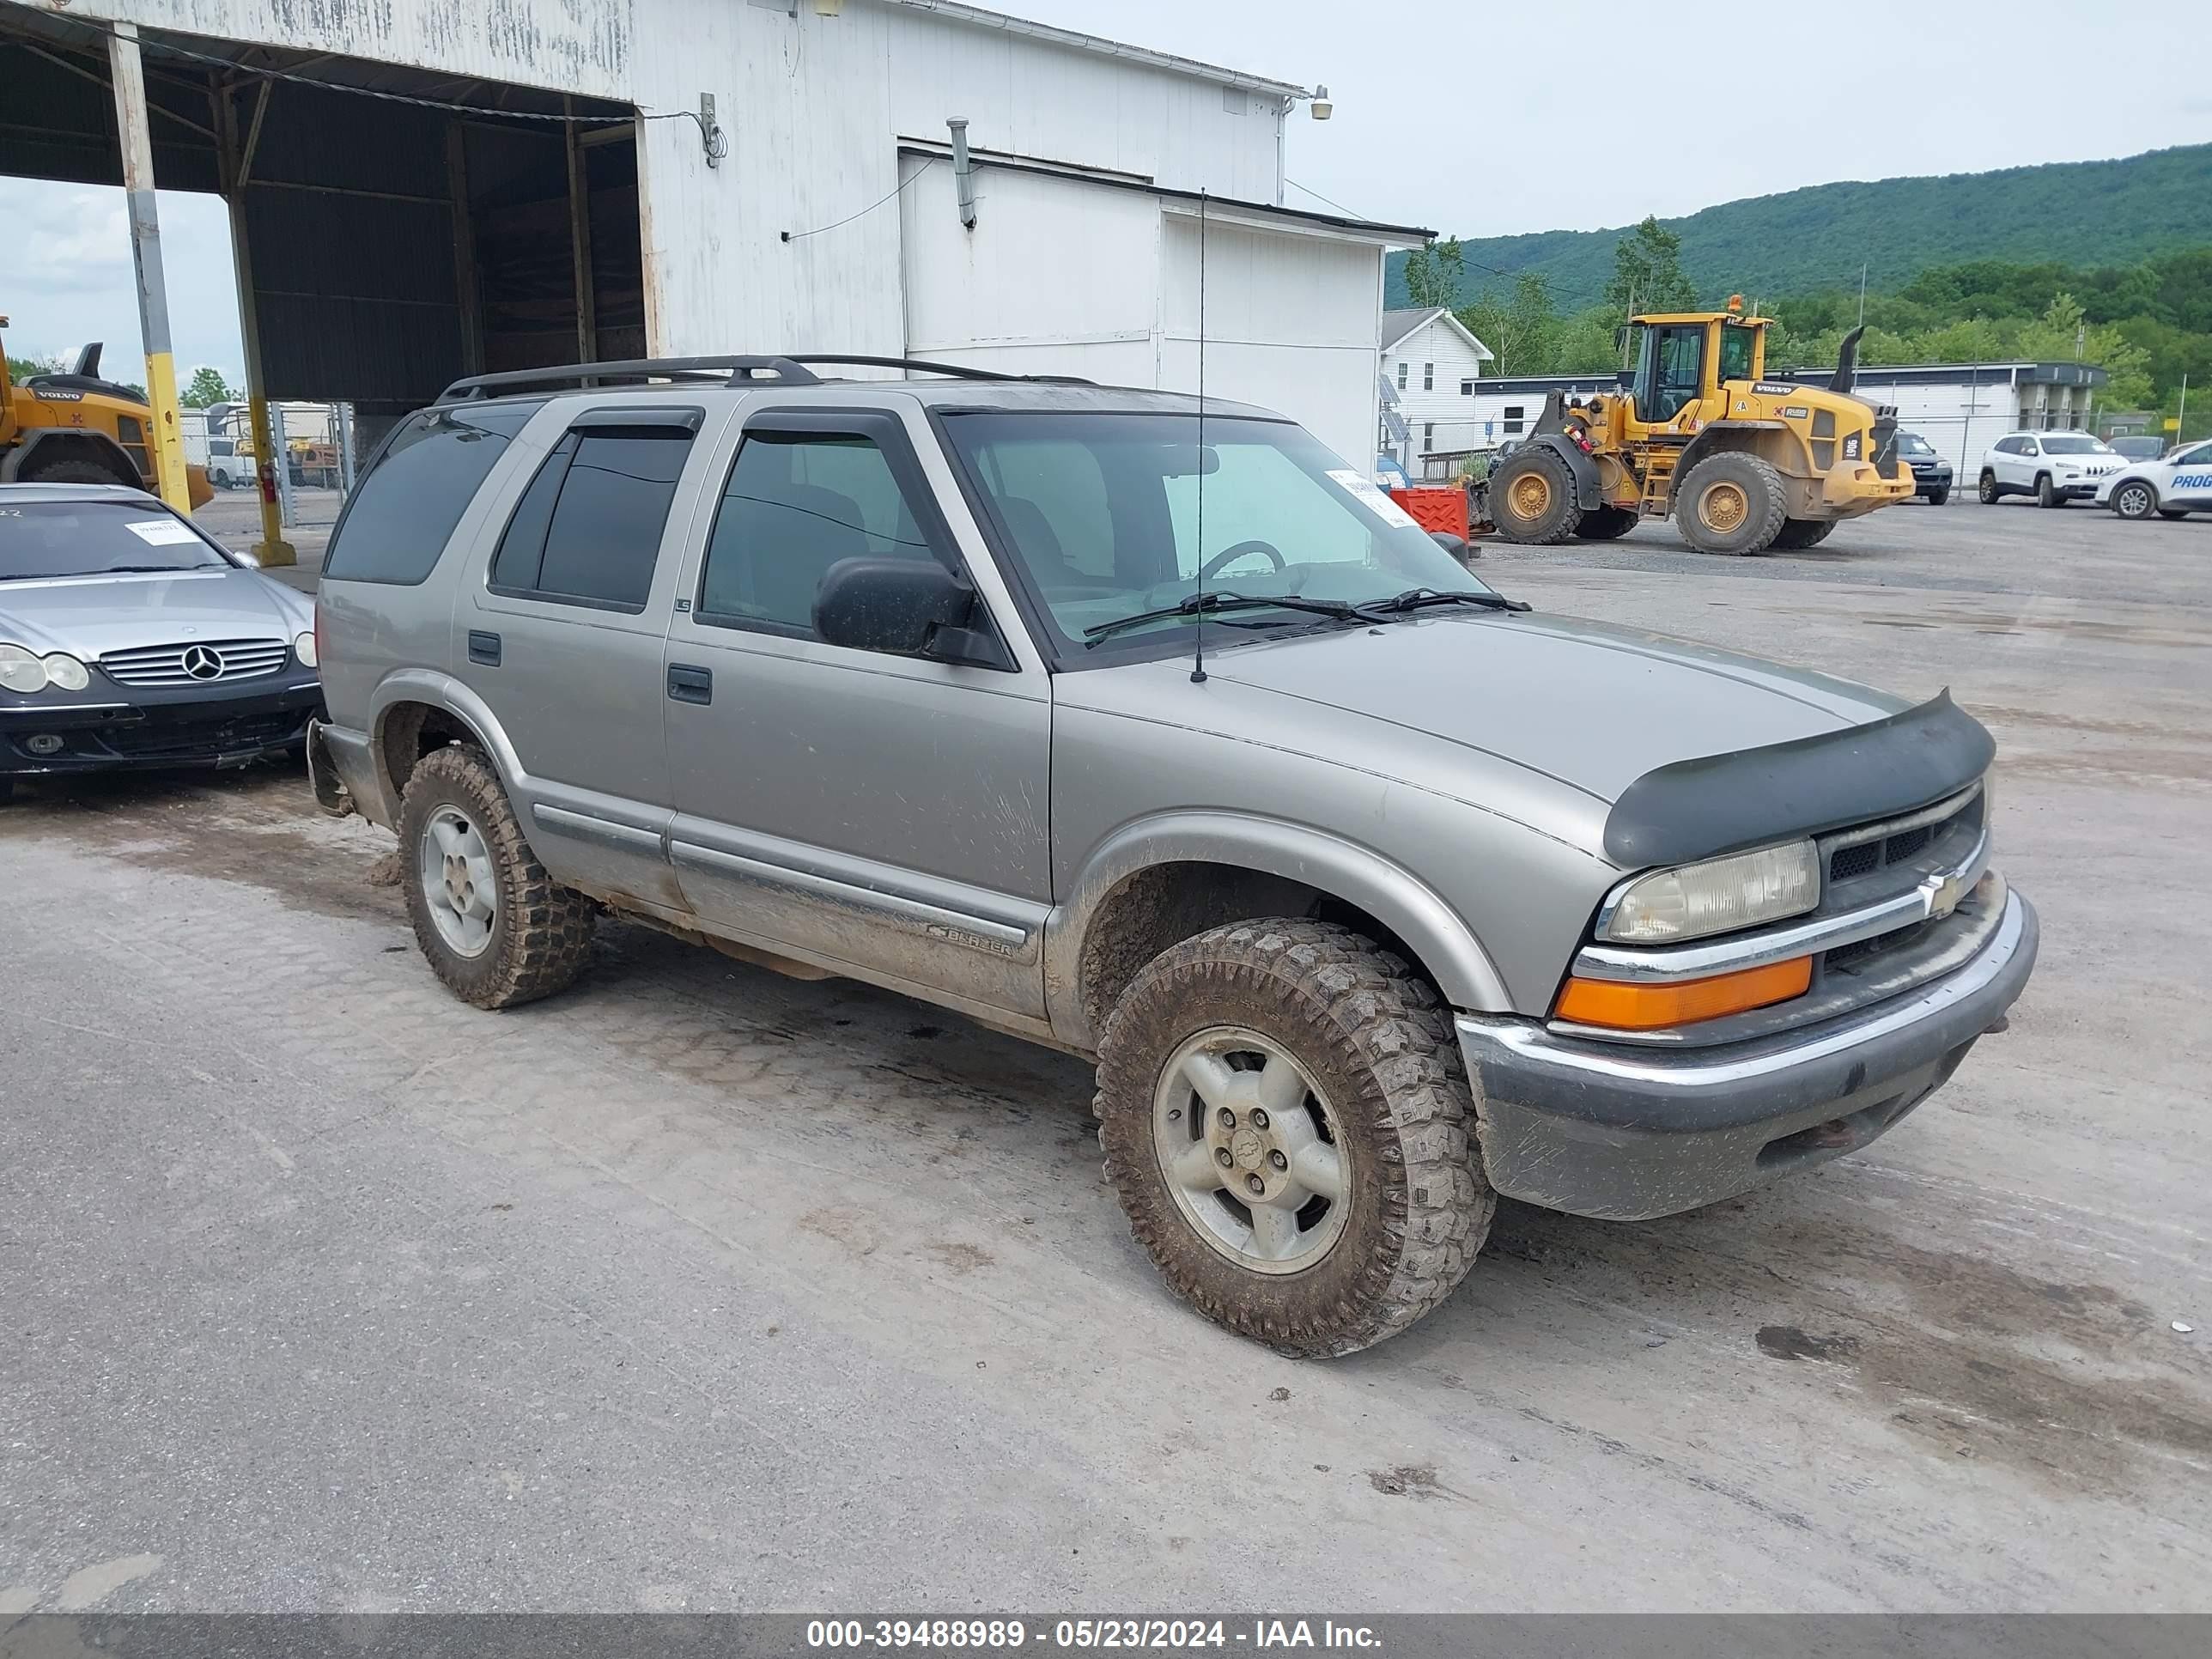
[294,630,319,669]
[0,643,48,694]
[41,653,90,692]
[1603,841,1820,944]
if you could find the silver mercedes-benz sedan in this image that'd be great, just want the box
[0,482,320,800]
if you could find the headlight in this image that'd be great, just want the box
[1603,841,1820,944]
[40,653,90,692]
[294,630,319,669]
[0,643,46,694]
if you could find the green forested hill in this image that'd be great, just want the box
[1386,144,2212,309]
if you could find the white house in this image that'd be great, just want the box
[1378,307,1494,470]
[5,0,1430,473]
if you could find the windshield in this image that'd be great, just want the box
[2039,434,2112,455]
[1899,434,1935,456]
[0,501,229,581]
[944,412,1492,654]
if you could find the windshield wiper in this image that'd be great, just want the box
[1084,591,1364,646]
[1358,586,1531,618]
[95,563,216,574]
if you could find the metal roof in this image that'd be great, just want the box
[883,1,1308,97]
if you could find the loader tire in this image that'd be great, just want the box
[1486,447,1583,544]
[1768,517,1836,550]
[1676,453,1789,555]
[1577,505,1638,541]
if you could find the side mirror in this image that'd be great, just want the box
[1429,530,1469,556]
[813,556,1009,668]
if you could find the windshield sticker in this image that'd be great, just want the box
[125,518,199,545]
[1328,470,1422,529]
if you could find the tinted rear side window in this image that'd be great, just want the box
[489,426,693,611]
[323,400,544,585]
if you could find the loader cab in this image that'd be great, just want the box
[1626,303,1768,428]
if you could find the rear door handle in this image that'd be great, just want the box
[666,663,712,705]
[468,630,501,666]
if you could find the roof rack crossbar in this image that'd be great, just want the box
[435,354,1096,403]
[437,356,822,402]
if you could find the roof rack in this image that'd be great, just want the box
[435,353,1092,404]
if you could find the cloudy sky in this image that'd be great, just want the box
[5,0,2209,386]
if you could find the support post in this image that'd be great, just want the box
[337,402,356,495]
[271,403,296,529]
[565,97,597,362]
[447,121,483,376]
[214,77,294,565]
[107,23,190,514]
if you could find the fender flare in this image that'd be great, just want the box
[1674,419,1793,485]
[0,427,142,487]
[1042,809,1513,1050]
[364,668,520,819]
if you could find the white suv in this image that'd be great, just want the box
[1976,430,2124,507]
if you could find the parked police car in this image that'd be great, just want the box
[2096,437,2212,520]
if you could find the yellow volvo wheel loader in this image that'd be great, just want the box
[2,324,214,508]
[1484,301,1911,556]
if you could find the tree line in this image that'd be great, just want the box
[1405,218,2210,438]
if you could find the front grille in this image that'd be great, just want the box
[100,637,290,686]
[100,707,309,758]
[1825,788,1980,887]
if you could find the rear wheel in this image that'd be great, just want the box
[1094,920,1492,1357]
[2111,479,2159,520]
[1978,471,2000,504]
[1577,505,1638,541]
[1486,447,1583,544]
[1769,517,1836,550]
[2035,473,2063,508]
[399,744,595,1009]
[1674,453,1788,555]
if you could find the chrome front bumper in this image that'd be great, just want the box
[1455,890,2038,1220]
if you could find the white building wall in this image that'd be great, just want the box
[1382,317,1493,459]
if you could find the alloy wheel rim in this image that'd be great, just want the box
[421,805,497,957]
[1702,481,1748,532]
[1152,1026,1350,1275]
[2118,484,2151,515]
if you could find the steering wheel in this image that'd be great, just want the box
[1200,538,1285,580]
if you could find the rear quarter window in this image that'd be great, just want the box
[322,400,545,585]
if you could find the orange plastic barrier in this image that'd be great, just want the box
[1389,486,1471,542]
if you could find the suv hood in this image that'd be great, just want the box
[0,567,311,659]
[1199,611,1909,805]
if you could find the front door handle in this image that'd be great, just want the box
[667,663,712,705]
[468,630,501,666]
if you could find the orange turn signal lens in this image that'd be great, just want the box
[1555,957,1813,1030]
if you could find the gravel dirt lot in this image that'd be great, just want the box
[1,498,2206,1613]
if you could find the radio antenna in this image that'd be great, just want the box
[1192,190,1209,685]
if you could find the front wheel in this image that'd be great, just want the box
[1095,920,1492,1357]
[398,744,596,1009]
[2110,479,2159,519]
[1926,487,1951,507]
[2035,474,2064,509]
[1486,447,1583,544]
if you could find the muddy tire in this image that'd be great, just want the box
[1094,919,1492,1358]
[1768,516,1836,550]
[398,744,594,1010]
[1675,452,1788,555]
[1577,505,1638,541]
[1486,447,1583,544]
